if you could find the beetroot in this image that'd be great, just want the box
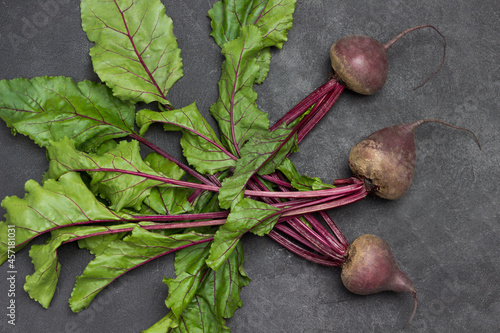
[341,234,417,324]
[330,35,388,95]
[348,119,481,200]
[330,25,446,95]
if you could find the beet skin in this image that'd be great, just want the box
[330,35,389,95]
[341,234,418,325]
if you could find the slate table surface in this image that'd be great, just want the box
[0,1,499,332]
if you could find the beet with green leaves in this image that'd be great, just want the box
[348,119,481,200]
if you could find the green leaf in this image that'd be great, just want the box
[159,242,248,332]
[24,235,66,309]
[208,0,298,158]
[81,0,183,105]
[144,302,230,333]
[69,227,212,312]
[46,138,167,211]
[137,103,237,175]
[0,172,129,265]
[0,76,135,151]
[77,230,127,256]
[253,48,273,85]
[143,312,178,333]
[144,151,186,180]
[198,242,250,319]
[94,139,119,155]
[142,152,193,215]
[193,191,222,216]
[208,0,297,48]
[164,240,212,318]
[208,0,296,88]
[206,198,280,270]
[24,223,145,308]
[218,126,298,209]
[142,187,192,216]
[278,158,336,191]
[210,25,270,156]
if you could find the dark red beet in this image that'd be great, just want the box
[348,119,481,200]
[341,234,418,325]
[330,35,388,95]
[330,25,446,95]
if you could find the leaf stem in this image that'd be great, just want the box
[245,183,363,199]
[297,82,345,143]
[268,230,343,267]
[75,166,363,200]
[270,78,340,130]
[274,223,322,253]
[247,170,350,262]
[284,217,345,261]
[131,211,229,222]
[129,133,216,186]
[259,174,294,188]
[281,189,368,217]
[320,211,349,249]
[74,168,220,192]
[60,226,218,246]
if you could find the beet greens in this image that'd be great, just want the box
[0,0,477,332]
[0,0,365,331]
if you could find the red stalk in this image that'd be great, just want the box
[297,83,345,143]
[270,78,341,130]
[268,230,343,267]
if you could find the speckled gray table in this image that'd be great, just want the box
[1,1,499,332]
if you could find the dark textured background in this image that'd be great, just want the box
[1,1,499,332]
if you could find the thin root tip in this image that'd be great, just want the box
[415,119,482,151]
[403,291,418,329]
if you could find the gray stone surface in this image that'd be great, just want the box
[0,1,499,332]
